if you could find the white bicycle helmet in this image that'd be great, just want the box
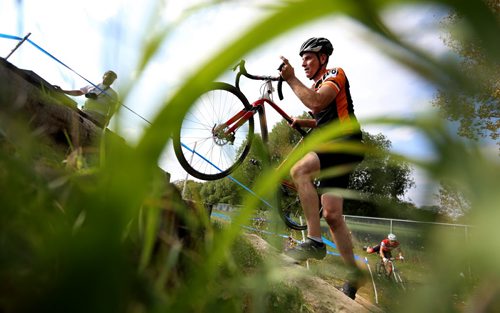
[388,233,397,241]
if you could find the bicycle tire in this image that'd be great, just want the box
[173,82,254,181]
[387,261,405,289]
[393,269,406,291]
[375,261,385,276]
[278,182,323,230]
[376,260,393,280]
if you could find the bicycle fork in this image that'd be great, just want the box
[212,109,255,145]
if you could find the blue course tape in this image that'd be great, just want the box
[0,33,22,40]
[180,142,276,210]
[241,225,289,238]
[211,210,365,262]
[211,212,232,221]
[1,32,109,96]
[321,236,337,249]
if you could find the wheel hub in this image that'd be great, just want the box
[212,124,235,146]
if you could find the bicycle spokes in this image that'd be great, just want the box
[173,82,254,181]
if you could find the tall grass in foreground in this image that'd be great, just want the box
[1,0,499,312]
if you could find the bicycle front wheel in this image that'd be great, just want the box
[278,182,307,230]
[375,261,385,276]
[278,181,324,231]
[393,269,407,291]
[173,82,254,181]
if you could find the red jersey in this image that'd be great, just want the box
[380,238,400,252]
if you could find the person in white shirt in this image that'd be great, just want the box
[57,70,118,127]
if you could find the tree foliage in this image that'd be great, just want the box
[349,132,415,199]
[267,112,309,166]
[345,132,418,217]
[430,0,498,223]
[434,180,471,221]
[433,0,500,149]
[199,178,241,205]
[173,179,203,201]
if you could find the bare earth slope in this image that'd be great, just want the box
[244,233,383,313]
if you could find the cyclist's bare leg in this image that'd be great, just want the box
[321,193,356,268]
[290,152,322,238]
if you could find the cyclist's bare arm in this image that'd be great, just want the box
[65,89,85,96]
[291,118,317,128]
[54,86,85,96]
[397,248,404,259]
[279,56,337,113]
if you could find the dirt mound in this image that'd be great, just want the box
[244,233,382,313]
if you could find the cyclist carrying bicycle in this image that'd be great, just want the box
[279,37,365,300]
[365,233,405,266]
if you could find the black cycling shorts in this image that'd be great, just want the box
[316,151,364,190]
[371,245,392,259]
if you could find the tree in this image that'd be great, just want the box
[231,134,268,186]
[434,180,471,222]
[433,0,499,150]
[267,114,307,166]
[345,132,416,217]
[173,179,204,201]
[429,1,499,222]
[199,178,241,205]
[350,132,415,198]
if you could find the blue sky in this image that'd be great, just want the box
[0,0,456,206]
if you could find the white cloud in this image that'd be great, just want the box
[381,3,451,57]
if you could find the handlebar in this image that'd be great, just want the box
[382,257,404,263]
[233,60,285,100]
[232,60,309,137]
[277,62,285,101]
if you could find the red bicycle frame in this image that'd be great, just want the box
[215,85,305,145]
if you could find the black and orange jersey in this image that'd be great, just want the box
[312,67,361,139]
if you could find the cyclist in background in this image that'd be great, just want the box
[365,233,404,264]
[279,37,365,300]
